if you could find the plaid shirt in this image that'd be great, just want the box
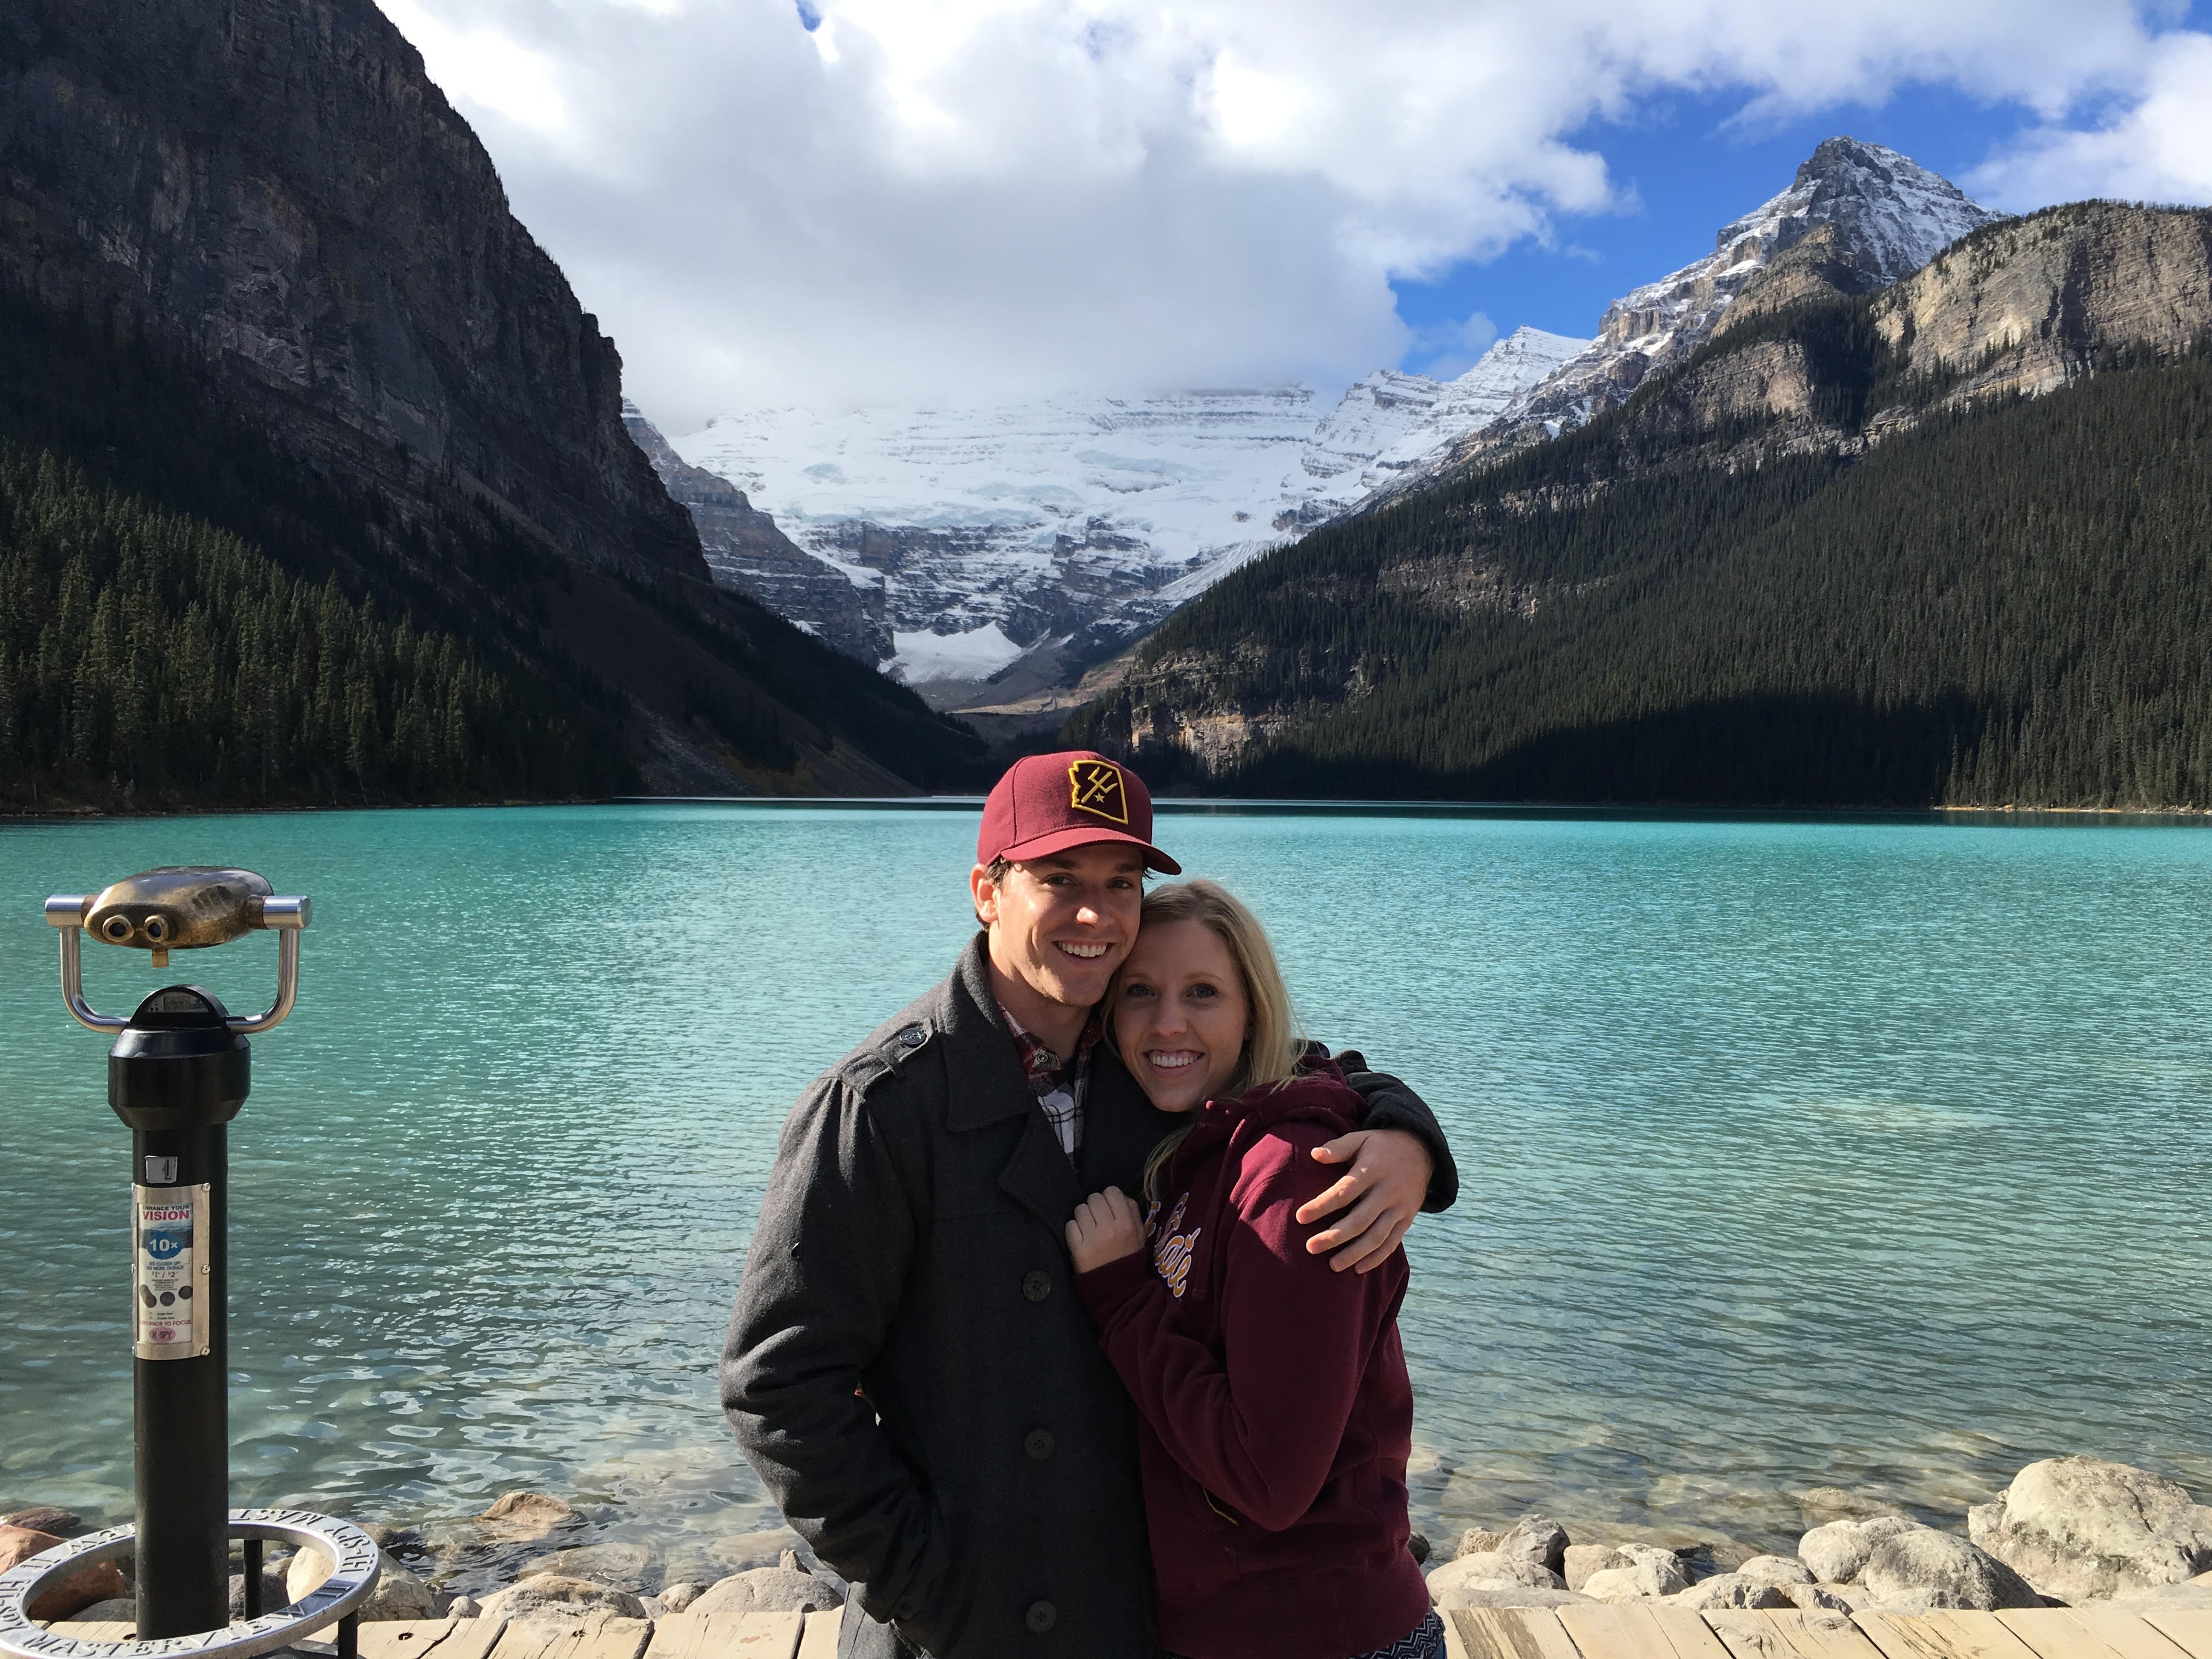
[1001,1005,1103,1158]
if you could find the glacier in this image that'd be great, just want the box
[660,328,1586,702]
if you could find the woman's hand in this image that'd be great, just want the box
[1066,1187,1145,1273]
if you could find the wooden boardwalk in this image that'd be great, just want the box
[53,1603,2212,1659]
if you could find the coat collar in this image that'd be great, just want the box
[941,933,1042,1133]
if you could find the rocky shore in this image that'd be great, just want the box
[1422,1457,2212,1618]
[6,1456,2209,1634]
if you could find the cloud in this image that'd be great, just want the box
[1968,30,2212,209]
[374,1,2196,427]
[1411,311,1501,382]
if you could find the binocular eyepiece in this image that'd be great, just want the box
[46,866,311,1035]
[78,868,310,966]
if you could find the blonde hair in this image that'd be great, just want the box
[1104,879,1306,1199]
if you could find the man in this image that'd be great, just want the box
[723,751,1456,1657]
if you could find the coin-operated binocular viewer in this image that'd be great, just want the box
[0,870,381,1659]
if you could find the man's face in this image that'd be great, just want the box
[973,843,1146,1011]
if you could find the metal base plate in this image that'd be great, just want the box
[0,1510,380,1659]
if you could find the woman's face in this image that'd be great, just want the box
[1112,918,1251,1114]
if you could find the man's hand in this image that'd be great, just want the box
[1297,1128,1433,1274]
[1066,1187,1146,1273]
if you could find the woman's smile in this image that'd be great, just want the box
[1112,918,1252,1113]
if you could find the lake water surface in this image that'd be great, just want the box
[3,804,2209,1574]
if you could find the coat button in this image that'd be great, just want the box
[1021,1271,1051,1302]
[1024,1429,1054,1460]
[1025,1601,1056,1633]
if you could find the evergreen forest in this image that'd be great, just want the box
[1075,337,2212,808]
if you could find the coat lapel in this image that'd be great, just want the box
[997,1107,1086,1236]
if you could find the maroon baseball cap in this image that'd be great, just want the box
[978,751,1181,874]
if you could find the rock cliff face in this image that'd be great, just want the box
[1873,202,2212,405]
[623,403,890,662]
[0,0,702,582]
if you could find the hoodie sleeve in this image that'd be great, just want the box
[1073,1125,1406,1533]
[1337,1051,1459,1214]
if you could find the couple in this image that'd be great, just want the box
[722,752,1457,1659]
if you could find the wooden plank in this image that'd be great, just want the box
[487,1609,653,1659]
[1855,1613,2043,1659]
[1447,1608,1584,1659]
[794,1609,840,1659]
[643,1611,802,1659]
[1558,1603,1734,1659]
[48,1622,135,1642]
[2059,1608,2196,1659]
[357,1619,510,1659]
[1706,1610,1887,1659]
[1996,1610,2131,1659]
[2143,1613,2212,1659]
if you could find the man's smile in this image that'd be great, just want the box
[1058,941,1112,959]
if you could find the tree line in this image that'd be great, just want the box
[1074,343,2212,809]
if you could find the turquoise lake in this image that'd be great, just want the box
[3,803,2209,1575]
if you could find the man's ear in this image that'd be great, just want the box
[971,862,999,928]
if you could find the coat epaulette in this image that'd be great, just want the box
[839,1018,937,1099]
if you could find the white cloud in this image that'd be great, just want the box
[373,1,2199,427]
[1411,311,1501,382]
[1968,30,2212,209]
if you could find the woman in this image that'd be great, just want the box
[1065,879,1440,1659]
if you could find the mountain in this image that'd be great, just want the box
[650,327,1586,705]
[1423,138,2006,477]
[1068,203,2212,809]
[0,0,984,803]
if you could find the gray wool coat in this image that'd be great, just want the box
[721,935,1457,1659]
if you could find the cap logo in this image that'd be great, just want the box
[1068,759,1130,825]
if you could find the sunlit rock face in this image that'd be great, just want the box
[647,329,1585,700]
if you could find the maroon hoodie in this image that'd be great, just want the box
[1073,1063,1431,1659]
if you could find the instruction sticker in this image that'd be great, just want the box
[133,1184,209,1359]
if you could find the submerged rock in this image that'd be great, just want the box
[1969,1456,2212,1604]
[475,1493,583,1543]
[1,1510,83,1538]
[520,1543,660,1596]
[1797,1488,1910,1528]
[1861,1528,2040,1610]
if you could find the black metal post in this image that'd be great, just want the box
[109,987,250,1641]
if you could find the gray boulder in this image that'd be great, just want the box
[286,1547,437,1622]
[1737,1555,1816,1590]
[1581,1548,1690,1603]
[1562,1546,1627,1592]
[646,1582,707,1616]
[1782,1583,1859,1613]
[2108,1571,2212,1611]
[1,1509,83,1537]
[1670,1574,1790,1611]
[1862,1528,2041,1610]
[1427,1552,1566,1595]
[1499,1516,1570,1575]
[1426,1571,1595,1611]
[228,1569,290,1619]
[476,1575,649,1622]
[687,1566,843,1618]
[1969,1456,2212,1604]
[1455,1527,1504,1560]
[445,1594,483,1619]
[519,1543,660,1596]
[1800,1515,1917,1584]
